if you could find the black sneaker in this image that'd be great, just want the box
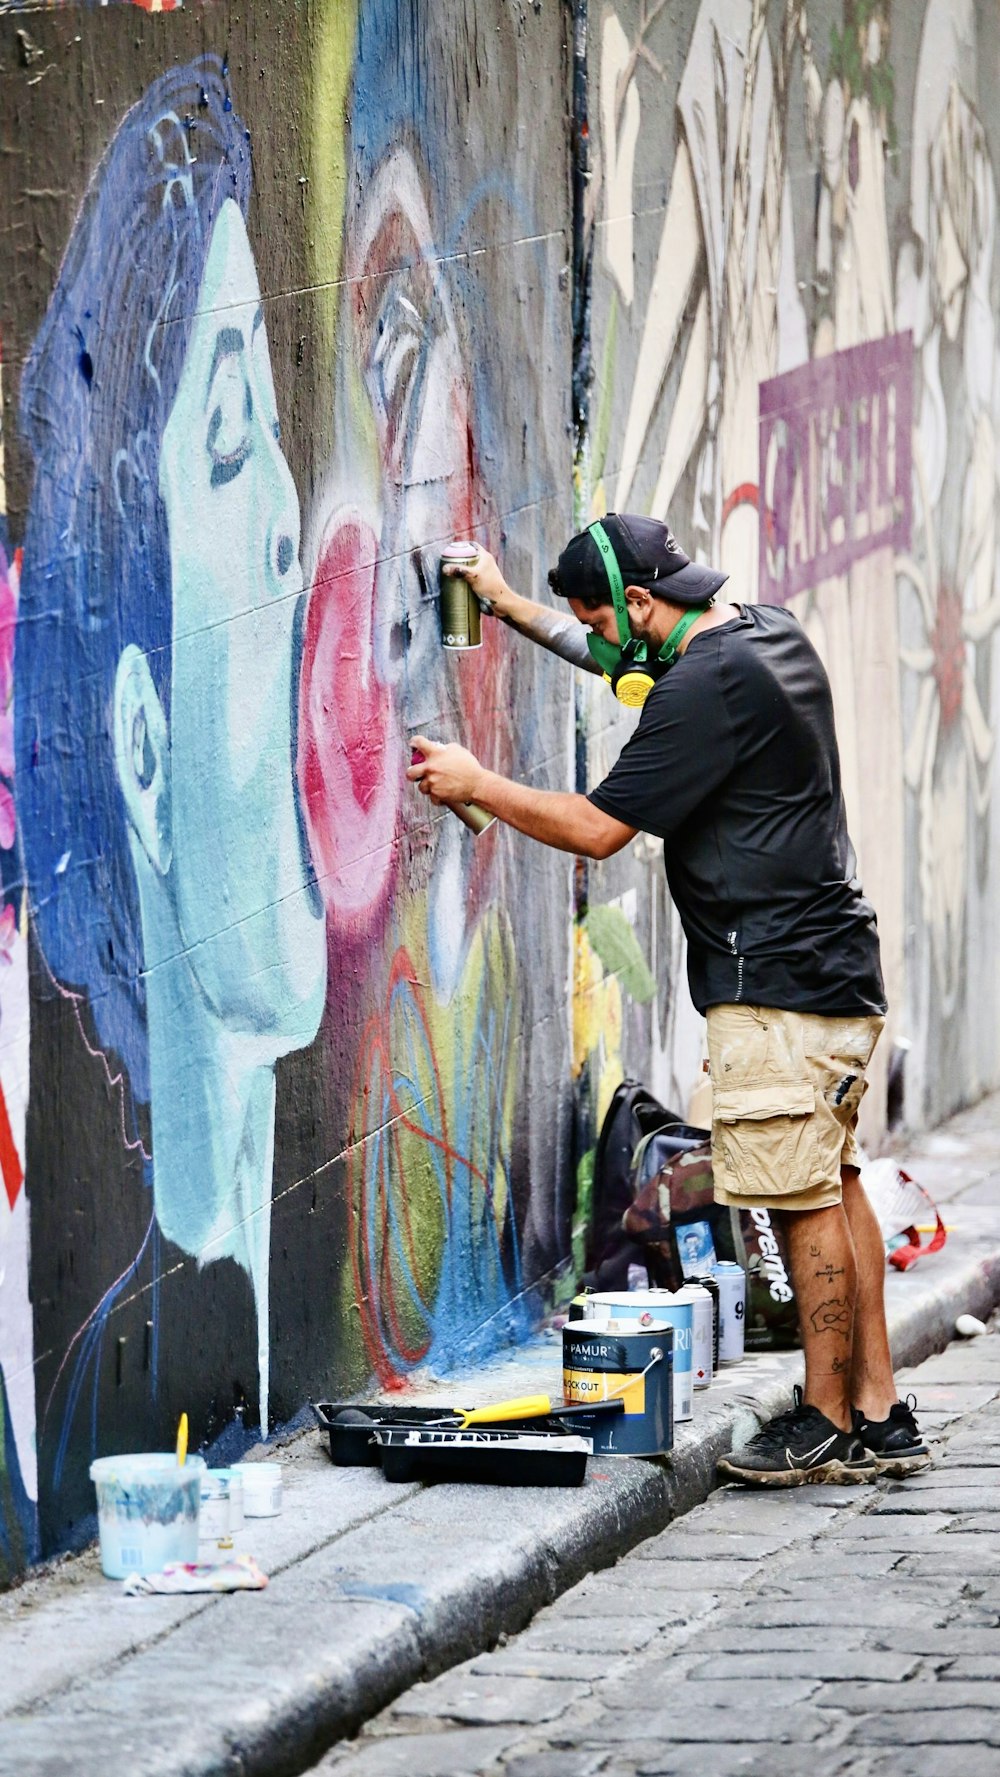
[853,1395,932,1477]
[717,1386,877,1487]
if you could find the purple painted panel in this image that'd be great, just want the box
[758,333,914,604]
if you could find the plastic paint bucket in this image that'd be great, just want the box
[235,1460,282,1517]
[715,1262,747,1363]
[90,1453,205,1580]
[581,1290,693,1422]
[678,1282,714,1389]
[562,1321,673,1456]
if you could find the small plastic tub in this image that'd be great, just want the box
[234,1460,282,1517]
[90,1453,205,1579]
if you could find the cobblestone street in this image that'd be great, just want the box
[319,1321,1000,1777]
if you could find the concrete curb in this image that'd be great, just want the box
[3,1210,1000,1777]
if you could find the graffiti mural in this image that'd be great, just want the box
[298,0,574,1387]
[0,1,573,1571]
[16,59,326,1460]
[587,0,1000,1133]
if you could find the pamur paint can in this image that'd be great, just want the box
[714,1261,747,1364]
[691,1273,721,1372]
[676,1282,713,1390]
[440,541,482,650]
[562,1320,673,1455]
[581,1290,693,1423]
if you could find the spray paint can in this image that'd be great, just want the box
[714,1261,747,1364]
[676,1282,713,1390]
[439,542,483,649]
[692,1273,720,1372]
[582,1290,693,1423]
[410,748,496,837]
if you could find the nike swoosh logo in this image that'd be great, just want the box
[786,1432,838,1467]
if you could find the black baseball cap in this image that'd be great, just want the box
[548,512,728,609]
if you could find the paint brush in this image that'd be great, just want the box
[176,1412,188,1467]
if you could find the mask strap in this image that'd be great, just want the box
[587,520,632,649]
[656,605,706,668]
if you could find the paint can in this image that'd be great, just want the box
[676,1282,714,1390]
[562,1320,673,1456]
[581,1290,693,1423]
[691,1273,721,1372]
[440,542,482,649]
[714,1261,747,1364]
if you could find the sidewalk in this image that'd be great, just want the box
[320,1310,1000,1777]
[2,1095,999,1777]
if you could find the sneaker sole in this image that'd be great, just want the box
[869,1447,933,1478]
[716,1456,877,1488]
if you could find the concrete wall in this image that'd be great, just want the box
[1,0,999,1585]
[581,0,1000,1156]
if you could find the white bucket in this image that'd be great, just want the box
[235,1460,282,1517]
[90,1453,205,1579]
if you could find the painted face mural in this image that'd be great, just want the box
[16,60,326,1451]
[300,0,572,1385]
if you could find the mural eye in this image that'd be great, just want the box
[207,357,253,489]
[368,279,436,464]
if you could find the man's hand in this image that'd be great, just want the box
[407,737,486,806]
[407,738,637,859]
[446,547,516,618]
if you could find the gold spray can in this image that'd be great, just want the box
[439,541,482,649]
[410,747,496,839]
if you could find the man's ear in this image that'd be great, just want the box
[624,585,653,622]
[113,645,172,875]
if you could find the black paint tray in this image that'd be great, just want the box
[373,1425,592,1487]
[312,1399,623,1469]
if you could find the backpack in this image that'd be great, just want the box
[585,1078,801,1350]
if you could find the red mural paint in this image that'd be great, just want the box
[298,512,402,938]
[0,1079,22,1212]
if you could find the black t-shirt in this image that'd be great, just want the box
[588,604,886,1017]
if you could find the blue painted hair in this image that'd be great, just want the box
[16,57,251,1105]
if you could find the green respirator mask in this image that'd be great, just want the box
[585,520,705,708]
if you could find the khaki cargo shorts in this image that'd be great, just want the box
[707,1004,885,1213]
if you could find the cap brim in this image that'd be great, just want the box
[654,561,729,607]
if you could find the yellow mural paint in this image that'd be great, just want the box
[307,0,358,365]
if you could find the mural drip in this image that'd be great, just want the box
[16,60,326,1450]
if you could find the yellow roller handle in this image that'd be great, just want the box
[458,1394,551,1428]
[176,1412,188,1467]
